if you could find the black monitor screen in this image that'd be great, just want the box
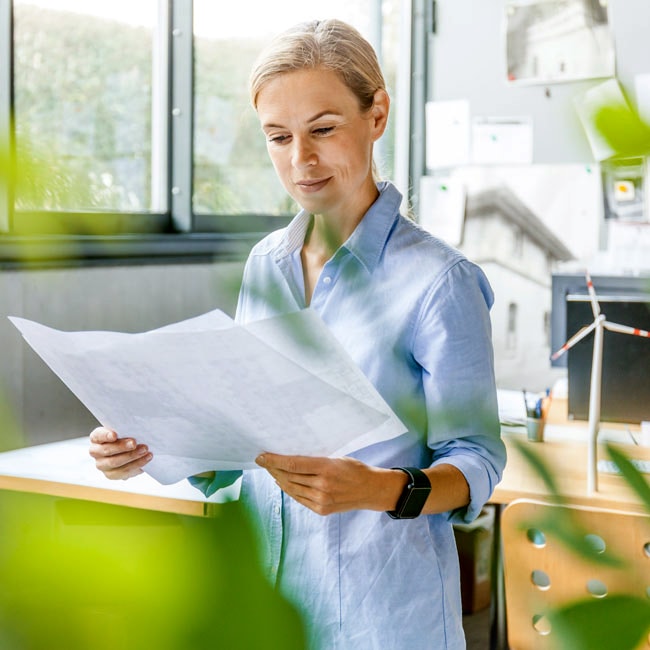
[567,296,650,423]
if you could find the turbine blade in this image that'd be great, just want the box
[551,321,598,360]
[585,270,601,319]
[604,321,650,338]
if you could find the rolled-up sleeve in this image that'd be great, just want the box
[187,470,242,497]
[413,259,506,523]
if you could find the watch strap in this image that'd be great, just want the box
[386,467,431,519]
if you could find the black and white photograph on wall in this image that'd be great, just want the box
[505,0,616,85]
[419,163,602,390]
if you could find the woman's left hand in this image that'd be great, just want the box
[255,453,405,515]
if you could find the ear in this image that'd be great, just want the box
[369,89,390,141]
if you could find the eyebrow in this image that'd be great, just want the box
[262,110,343,131]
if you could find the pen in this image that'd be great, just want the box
[541,389,551,420]
[627,428,639,446]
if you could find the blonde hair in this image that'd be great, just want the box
[249,19,386,112]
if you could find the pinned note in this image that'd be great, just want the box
[425,100,470,169]
[471,116,533,165]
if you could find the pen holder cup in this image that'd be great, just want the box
[526,417,545,442]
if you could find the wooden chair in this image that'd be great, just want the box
[501,498,650,649]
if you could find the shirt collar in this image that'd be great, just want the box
[274,181,403,273]
[344,181,403,273]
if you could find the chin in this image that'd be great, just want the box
[298,198,336,216]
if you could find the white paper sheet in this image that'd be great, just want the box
[634,73,650,125]
[471,117,533,165]
[496,388,527,427]
[418,175,466,246]
[9,309,407,485]
[425,100,471,169]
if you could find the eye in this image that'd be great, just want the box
[313,126,334,136]
[267,134,290,145]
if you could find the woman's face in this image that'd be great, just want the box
[256,67,388,223]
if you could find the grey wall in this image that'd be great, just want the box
[429,0,650,163]
[0,262,244,448]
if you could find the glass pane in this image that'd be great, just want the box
[193,0,400,216]
[13,0,159,212]
[380,0,400,182]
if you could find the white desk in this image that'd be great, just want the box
[0,437,239,516]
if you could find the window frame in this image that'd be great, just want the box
[0,0,12,235]
[0,0,418,268]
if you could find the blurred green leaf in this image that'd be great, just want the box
[549,594,650,650]
[0,389,23,452]
[511,438,565,505]
[593,104,650,159]
[0,492,306,650]
[606,444,650,515]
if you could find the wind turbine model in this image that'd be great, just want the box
[551,271,650,493]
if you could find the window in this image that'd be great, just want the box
[507,301,518,351]
[0,0,406,260]
[13,0,162,213]
[543,310,550,347]
[512,228,524,258]
[192,0,399,219]
[193,0,398,215]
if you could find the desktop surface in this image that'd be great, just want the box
[0,437,238,516]
[493,396,649,512]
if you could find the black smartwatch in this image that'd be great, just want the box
[386,467,431,519]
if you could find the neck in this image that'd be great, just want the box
[305,182,380,259]
[304,215,349,262]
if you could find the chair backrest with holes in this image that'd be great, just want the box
[501,498,650,650]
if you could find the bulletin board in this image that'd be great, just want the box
[428,0,650,164]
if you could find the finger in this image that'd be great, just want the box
[102,453,152,481]
[94,444,151,473]
[275,476,320,501]
[276,482,338,516]
[267,467,317,491]
[89,427,118,444]
[256,453,323,476]
[89,437,139,460]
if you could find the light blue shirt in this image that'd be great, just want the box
[193,181,505,649]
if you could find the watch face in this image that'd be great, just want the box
[400,486,431,518]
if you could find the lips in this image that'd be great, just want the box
[295,177,331,193]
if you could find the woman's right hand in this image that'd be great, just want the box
[89,427,153,480]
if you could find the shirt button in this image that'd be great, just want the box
[274,504,281,516]
[323,276,332,285]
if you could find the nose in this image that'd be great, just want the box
[291,136,317,169]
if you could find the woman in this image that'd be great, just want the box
[90,19,506,649]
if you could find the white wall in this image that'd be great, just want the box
[0,261,245,448]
